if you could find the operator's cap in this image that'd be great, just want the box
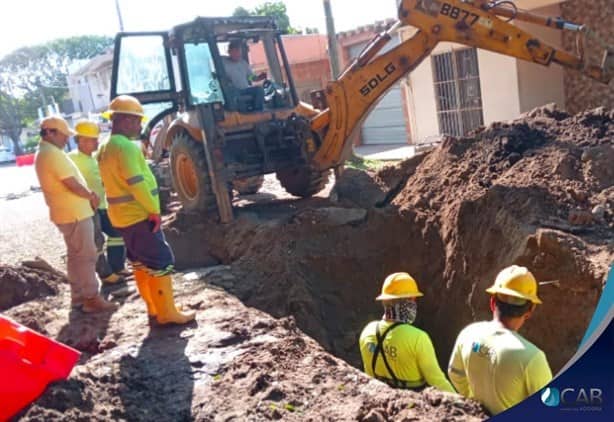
[102,95,147,121]
[376,272,424,301]
[74,120,100,139]
[486,265,543,305]
[40,115,75,136]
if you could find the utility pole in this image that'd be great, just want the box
[323,0,341,79]
[115,0,125,31]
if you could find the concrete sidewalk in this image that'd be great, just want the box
[354,144,415,161]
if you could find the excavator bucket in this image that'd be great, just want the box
[0,315,81,419]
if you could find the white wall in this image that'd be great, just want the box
[514,4,566,112]
[479,50,521,125]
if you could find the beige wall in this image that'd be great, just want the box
[515,4,566,112]
[401,2,572,142]
[478,50,522,125]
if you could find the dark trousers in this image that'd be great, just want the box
[240,86,264,111]
[117,219,175,274]
[94,209,126,277]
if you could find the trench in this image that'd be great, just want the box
[166,183,604,375]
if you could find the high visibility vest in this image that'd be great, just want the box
[97,134,160,228]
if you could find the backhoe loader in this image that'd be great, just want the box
[109,0,613,222]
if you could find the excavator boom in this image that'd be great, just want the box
[310,0,613,170]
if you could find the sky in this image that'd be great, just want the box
[0,0,399,60]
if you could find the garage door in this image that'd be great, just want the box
[348,37,408,145]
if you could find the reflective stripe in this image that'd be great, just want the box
[107,189,159,204]
[107,194,135,204]
[448,366,465,376]
[126,175,145,185]
[107,236,125,247]
[152,265,174,276]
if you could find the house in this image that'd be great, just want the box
[67,51,114,115]
[249,34,332,103]
[399,0,613,144]
[68,36,331,117]
[337,19,411,146]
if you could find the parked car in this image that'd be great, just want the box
[0,146,16,163]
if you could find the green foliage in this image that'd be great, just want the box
[232,6,251,17]
[344,155,386,171]
[23,136,39,153]
[232,1,296,34]
[0,35,113,152]
[0,35,113,96]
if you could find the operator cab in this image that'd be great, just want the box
[111,16,299,124]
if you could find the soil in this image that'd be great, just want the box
[1,105,612,420]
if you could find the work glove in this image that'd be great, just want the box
[148,213,161,233]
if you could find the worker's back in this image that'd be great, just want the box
[448,321,552,415]
[360,320,453,392]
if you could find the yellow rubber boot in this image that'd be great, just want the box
[150,274,195,325]
[133,269,157,317]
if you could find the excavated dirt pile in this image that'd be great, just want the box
[183,105,612,376]
[0,260,64,313]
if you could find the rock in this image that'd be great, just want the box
[295,207,367,227]
[568,210,594,226]
[592,205,606,222]
[360,409,387,422]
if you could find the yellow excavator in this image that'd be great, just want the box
[109,0,612,222]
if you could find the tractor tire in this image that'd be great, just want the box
[169,132,215,213]
[233,175,265,195]
[276,166,329,198]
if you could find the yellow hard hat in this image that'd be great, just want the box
[74,120,100,138]
[376,272,424,301]
[40,115,75,136]
[102,95,147,120]
[486,265,542,304]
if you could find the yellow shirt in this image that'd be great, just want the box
[68,150,108,209]
[34,141,94,224]
[359,320,455,392]
[97,134,160,228]
[448,321,552,415]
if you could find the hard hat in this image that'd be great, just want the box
[376,272,424,301]
[486,265,542,305]
[74,120,100,139]
[102,95,147,120]
[40,115,75,136]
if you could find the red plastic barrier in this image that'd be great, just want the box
[0,316,80,420]
[15,154,35,167]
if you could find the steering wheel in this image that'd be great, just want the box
[262,79,276,98]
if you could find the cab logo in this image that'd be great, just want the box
[541,387,603,409]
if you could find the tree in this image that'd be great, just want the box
[0,91,26,155]
[232,6,251,17]
[232,1,297,34]
[0,35,113,153]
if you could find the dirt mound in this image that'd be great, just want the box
[0,260,65,311]
[170,106,612,377]
[10,274,485,421]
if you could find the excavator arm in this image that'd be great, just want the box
[310,0,613,170]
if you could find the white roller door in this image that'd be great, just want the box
[348,36,408,145]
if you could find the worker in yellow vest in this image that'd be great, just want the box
[448,265,552,415]
[98,95,195,325]
[69,120,127,284]
[359,272,455,392]
[34,116,117,313]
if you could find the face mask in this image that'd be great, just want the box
[383,300,417,324]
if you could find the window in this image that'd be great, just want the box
[185,43,224,105]
[432,48,483,136]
